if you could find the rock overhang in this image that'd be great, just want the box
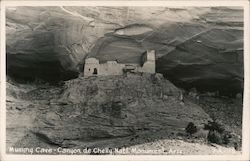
[6,6,244,95]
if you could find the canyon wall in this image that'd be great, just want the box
[6,6,244,94]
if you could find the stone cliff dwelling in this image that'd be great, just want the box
[84,50,156,77]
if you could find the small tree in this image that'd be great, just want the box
[185,122,198,136]
[204,120,225,134]
[207,131,223,144]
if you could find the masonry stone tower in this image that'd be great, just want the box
[141,50,156,73]
[83,58,100,77]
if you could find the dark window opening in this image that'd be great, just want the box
[89,68,90,71]
[93,68,98,75]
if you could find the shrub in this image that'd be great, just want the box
[204,121,241,148]
[204,120,225,134]
[207,130,223,144]
[185,122,198,136]
[222,131,233,145]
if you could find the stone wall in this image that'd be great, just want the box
[83,58,100,77]
[84,50,156,77]
[99,61,125,76]
[140,61,155,73]
[140,50,156,73]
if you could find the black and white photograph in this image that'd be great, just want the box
[0,1,249,161]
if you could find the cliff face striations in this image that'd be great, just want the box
[7,73,211,149]
[6,6,244,95]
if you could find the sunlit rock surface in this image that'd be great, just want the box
[7,74,211,149]
[6,6,243,94]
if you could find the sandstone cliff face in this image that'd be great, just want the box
[7,74,210,149]
[6,6,244,95]
[6,71,244,154]
[33,74,210,147]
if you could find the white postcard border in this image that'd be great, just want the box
[0,1,249,161]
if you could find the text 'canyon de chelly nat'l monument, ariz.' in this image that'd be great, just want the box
[83,50,156,77]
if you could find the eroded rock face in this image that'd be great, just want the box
[30,74,210,147]
[157,28,243,95]
[6,6,243,94]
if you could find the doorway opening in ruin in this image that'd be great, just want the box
[93,68,98,75]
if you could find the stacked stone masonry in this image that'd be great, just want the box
[84,50,156,77]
